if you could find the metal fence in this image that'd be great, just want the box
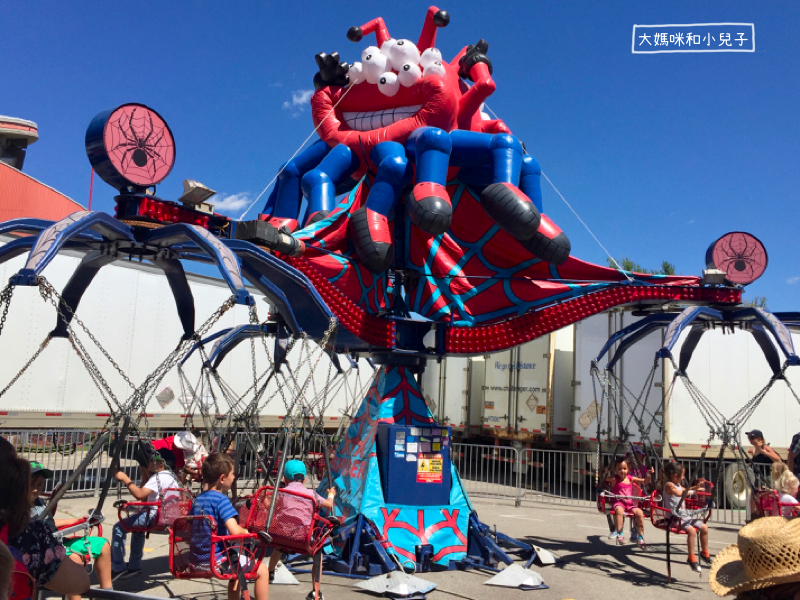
[3,428,755,526]
[453,443,755,526]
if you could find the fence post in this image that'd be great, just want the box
[515,446,522,507]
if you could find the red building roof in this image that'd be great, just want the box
[0,161,84,223]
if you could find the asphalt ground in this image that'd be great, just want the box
[44,495,739,600]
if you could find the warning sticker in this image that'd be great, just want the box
[416,453,443,483]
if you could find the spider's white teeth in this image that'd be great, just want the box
[341,105,422,132]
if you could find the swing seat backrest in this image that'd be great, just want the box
[246,486,334,555]
[649,489,712,534]
[117,501,163,533]
[159,489,193,528]
[170,515,265,581]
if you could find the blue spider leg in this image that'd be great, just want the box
[266,139,331,229]
[406,127,451,186]
[404,127,453,235]
[300,144,360,226]
[449,130,540,242]
[520,155,543,213]
[350,141,412,274]
[449,130,523,183]
[365,141,412,218]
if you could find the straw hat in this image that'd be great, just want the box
[710,517,800,596]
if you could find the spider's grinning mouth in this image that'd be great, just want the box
[342,105,422,132]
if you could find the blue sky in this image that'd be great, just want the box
[2,1,798,309]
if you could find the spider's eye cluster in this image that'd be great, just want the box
[349,39,445,95]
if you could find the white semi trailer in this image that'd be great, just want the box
[0,242,370,429]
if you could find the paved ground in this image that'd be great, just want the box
[46,495,739,600]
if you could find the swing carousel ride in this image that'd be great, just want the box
[1,4,793,591]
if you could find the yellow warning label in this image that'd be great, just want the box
[417,453,443,483]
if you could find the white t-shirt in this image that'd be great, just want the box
[143,470,179,503]
[779,493,799,517]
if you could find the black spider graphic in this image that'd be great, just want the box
[109,107,169,180]
[716,234,765,278]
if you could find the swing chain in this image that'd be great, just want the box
[0,283,15,339]
[39,277,138,392]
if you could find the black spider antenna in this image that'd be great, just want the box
[237,83,356,221]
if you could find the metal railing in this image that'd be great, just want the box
[3,427,758,526]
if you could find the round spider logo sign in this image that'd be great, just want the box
[86,103,175,190]
[706,231,768,286]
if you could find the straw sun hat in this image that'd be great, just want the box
[710,517,800,596]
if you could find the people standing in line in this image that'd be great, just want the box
[788,425,800,478]
[746,429,783,465]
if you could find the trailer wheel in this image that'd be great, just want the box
[724,462,752,510]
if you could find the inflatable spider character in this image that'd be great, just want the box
[262,6,570,273]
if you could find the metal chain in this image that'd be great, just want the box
[0,336,52,399]
[39,277,137,392]
[0,283,15,340]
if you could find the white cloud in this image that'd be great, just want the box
[210,192,251,215]
[291,89,314,106]
[687,218,696,225]
[282,89,314,117]
[788,276,800,285]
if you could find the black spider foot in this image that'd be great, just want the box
[480,182,541,241]
[519,215,571,266]
[351,207,394,274]
[236,220,305,257]
[314,52,350,90]
[407,182,452,235]
[458,39,493,80]
[306,210,331,226]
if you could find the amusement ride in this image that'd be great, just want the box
[0,5,796,598]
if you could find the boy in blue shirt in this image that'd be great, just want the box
[191,453,269,600]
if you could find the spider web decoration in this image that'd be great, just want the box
[103,104,175,187]
[708,231,768,285]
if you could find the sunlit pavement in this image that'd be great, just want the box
[46,495,738,600]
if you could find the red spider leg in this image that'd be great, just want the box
[430,510,468,562]
[416,6,444,51]
[380,508,429,561]
[457,63,507,132]
[357,17,391,47]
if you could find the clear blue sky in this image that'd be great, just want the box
[2,1,797,309]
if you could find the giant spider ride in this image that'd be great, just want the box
[0,4,773,594]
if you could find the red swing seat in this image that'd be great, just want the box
[117,488,193,533]
[243,485,334,555]
[169,515,265,581]
[649,481,713,534]
[754,489,800,517]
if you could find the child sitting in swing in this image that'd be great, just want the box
[603,456,651,546]
[265,460,336,600]
[28,462,113,600]
[191,452,270,600]
[775,470,800,517]
[658,461,711,573]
